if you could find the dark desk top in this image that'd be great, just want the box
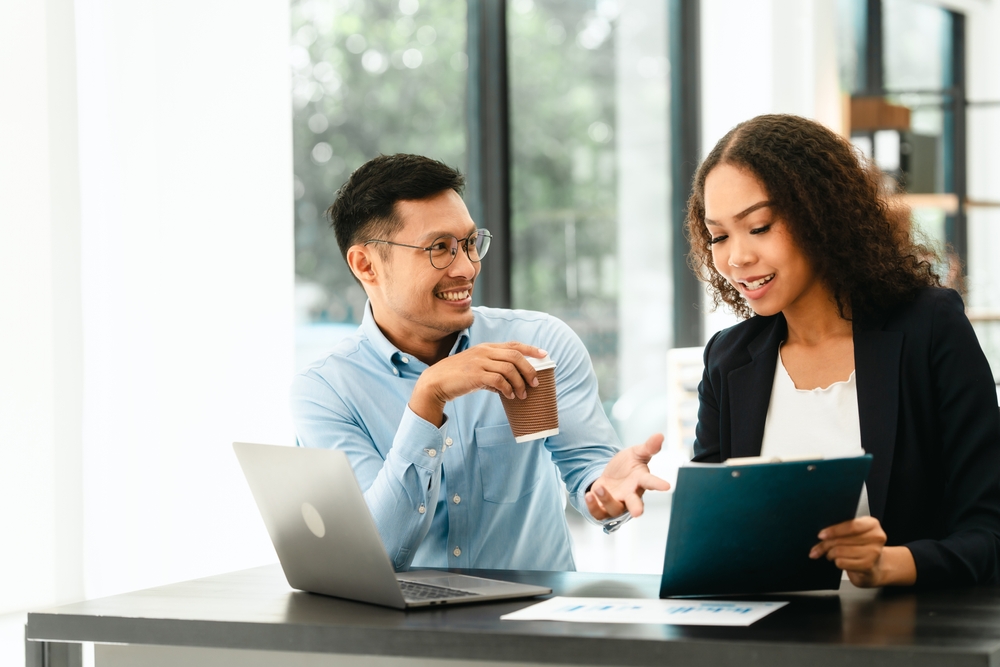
[25,564,1000,667]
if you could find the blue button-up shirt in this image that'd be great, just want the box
[290,302,622,571]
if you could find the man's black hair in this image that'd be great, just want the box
[327,153,466,262]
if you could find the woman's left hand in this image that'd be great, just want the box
[809,517,916,587]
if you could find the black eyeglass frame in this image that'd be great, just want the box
[363,229,492,269]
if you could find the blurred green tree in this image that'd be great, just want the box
[291,0,468,324]
[292,0,622,401]
[508,0,619,400]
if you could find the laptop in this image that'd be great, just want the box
[233,442,551,609]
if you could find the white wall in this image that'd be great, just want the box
[76,0,296,598]
[0,0,296,613]
[0,0,68,612]
[701,0,841,166]
[699,0,842,341]
[0,0,83,614]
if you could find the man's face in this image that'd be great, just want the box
[368,189,481,343]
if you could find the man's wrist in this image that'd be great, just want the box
[409,381,446,427]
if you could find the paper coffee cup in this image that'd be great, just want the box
[499,355,559,443]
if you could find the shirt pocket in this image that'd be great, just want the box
[475,423,544,504]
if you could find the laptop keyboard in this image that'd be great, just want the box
[398,579,479,601]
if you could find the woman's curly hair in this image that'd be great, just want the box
[687,114,941,320]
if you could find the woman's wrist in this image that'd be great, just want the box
[877,546,917,586]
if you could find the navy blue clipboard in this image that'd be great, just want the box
[659,455,873,597]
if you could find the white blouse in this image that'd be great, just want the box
[760,349,870,517]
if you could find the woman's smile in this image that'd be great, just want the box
[735,272,776,295]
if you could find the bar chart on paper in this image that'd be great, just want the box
[501,597,788,626]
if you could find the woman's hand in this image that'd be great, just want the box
[809,517,917,587]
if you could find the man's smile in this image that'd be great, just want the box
[435,286,473,302]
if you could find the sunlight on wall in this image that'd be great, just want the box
[75,0,296,598]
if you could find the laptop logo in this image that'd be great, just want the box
[301,502,325,538]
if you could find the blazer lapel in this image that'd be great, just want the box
[728,316,786,458]
[853,321,903,521]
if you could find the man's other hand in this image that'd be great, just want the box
[409,342,546,426]
[585,433,671,520]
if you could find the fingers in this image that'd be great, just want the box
[622,490,645,518]
[829,555,877,570]
[586,456,671,523]
[443,343,545,401]
[817,517,881,541]
[810,532,884,558]
[585,488,609,520]
[484,345,544,397]
[819,542,880,562]
[639,471,672,492]
[810,529,885,575]
[806,516,887,586]
[637,433,665,460]
[501,347,542,389]
[502,341,549,359]
[591,478,654,518]
[591,484,626,518]
[482,360,529,399]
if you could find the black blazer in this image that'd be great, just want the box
[693,288,1000,586]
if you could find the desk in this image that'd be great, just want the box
[24,564,1000,667]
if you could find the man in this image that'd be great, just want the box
[291,154,669,572]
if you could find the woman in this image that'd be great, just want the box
[688,114,1000,588]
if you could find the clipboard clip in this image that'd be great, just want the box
[724,454,824,467]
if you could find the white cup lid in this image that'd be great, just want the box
[527,354,556,371]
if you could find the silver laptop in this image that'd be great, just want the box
[233,442,551,609]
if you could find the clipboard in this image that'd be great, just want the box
[659,455,873,597]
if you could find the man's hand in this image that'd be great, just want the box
[409,342,547,427]
[585,433,671,520]
[809,517,917,587]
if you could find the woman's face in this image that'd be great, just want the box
[703,163,826,318]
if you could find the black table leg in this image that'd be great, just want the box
[24,630,81,667]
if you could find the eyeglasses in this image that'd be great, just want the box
[364,229,492,269]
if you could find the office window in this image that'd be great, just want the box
[836,0,867,95]
[837,0,954,249]
[291,0,467,368]
[883,0,951,92]
[882,0,953,246]
[507,0,671,413]
[837,1,1000,380]
[967,103,1000,379]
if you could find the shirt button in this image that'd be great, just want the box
[453,547,461,557]
[418,504,426,514]
[452,495,461,504]
[445,437,453,446]
[392,368,399,376]
[401,356,409,364]
[425,448,437,458]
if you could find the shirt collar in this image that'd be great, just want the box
[361,300,473,368]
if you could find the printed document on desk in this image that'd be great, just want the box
[501,597,788,626]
